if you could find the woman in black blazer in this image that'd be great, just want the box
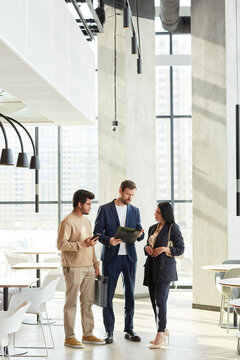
[143,202,184,349]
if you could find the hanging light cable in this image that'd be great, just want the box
[0,121,14,166]
[112,0,118,132]
[135,0,142,74]
[0,112,40,213]
[236,0,240,216]
[3,114,40,170]
[1,116,29,168]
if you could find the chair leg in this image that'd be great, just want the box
[13,332,16,349]
[1,346,6,360]
[219,295,224,327]
[44,311,54,349]
[12,314,49,357]
[227,296,230,333]
[38,315,48,357]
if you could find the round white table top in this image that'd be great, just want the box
[230,299,240,308]
[14,249,59,255]
[11,262,60,270]
[218,278,240,287]
[202,264,240,272]
[0,278,38,287]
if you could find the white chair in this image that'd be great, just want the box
[217,268,240,332]
[8,278,60,357]
[42,270,65,292]
[41,261,64,326]
[0,301,30,360]
[230,299,240,354]
[42,256,65,292]
[3,250,35,286]
[4,251,34,266]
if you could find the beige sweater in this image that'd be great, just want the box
[57,211,99,268]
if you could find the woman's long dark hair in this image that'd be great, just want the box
[157,202,175,224]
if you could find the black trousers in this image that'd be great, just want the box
[148,282,171,332]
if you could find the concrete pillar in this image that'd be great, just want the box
[192,0,240,309]
[225,0,240,260]
[98,2,155,295]
[192,0,229,308]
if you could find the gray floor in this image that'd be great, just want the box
[10,290,240,360]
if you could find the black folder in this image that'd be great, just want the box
[114,226,140,244]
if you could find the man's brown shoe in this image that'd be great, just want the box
[64,338,84,348]
[82,335,106,345]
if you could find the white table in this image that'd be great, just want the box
[14,249,59,262]
[202,266,240,328]
[219,278,240,287]
[202,264,240,272]
[0,277,38,310]
[11,262,60,287]
[14,250,60,287]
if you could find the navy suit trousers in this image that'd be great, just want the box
[148,282,170,332]
[102,256,136,332]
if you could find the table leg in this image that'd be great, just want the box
[3,287,8,311]
[234,310,238,327]
[36,254,40,288]
[3,288,9,355]
[37,269,41,288]
[36,268,40,323]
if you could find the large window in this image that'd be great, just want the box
[155,19,192,286]
[0,124,98,250]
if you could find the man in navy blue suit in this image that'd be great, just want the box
[94,180,144,344]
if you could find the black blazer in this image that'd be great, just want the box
[143,222,184,285]
[94,200,144,263]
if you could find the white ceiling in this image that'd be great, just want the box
[0,0,96,126]
[0,89,54,124]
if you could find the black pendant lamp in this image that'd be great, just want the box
[4,116,29,168]
[4,115,40,170]
[0,148,14,166]
[16,152,29,168]
[29,155,40,170]
[123,0,130,28]
[131,35,138,54]
[137,56,142,74]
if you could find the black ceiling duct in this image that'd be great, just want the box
[160,0,190,33]
[95,0,106,26]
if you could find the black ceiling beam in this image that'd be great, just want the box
[65,0,155,20]
[104,0,155,20]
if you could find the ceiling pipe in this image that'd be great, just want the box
[159,0,190,33]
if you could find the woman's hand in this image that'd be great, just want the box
[152,246,169,257]
[145,245,153,256]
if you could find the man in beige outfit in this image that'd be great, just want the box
[57,189,105,348]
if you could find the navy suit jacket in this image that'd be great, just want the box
[143,222,184,285]
[94,200,144,263]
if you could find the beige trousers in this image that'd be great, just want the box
[63,266,95,339]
